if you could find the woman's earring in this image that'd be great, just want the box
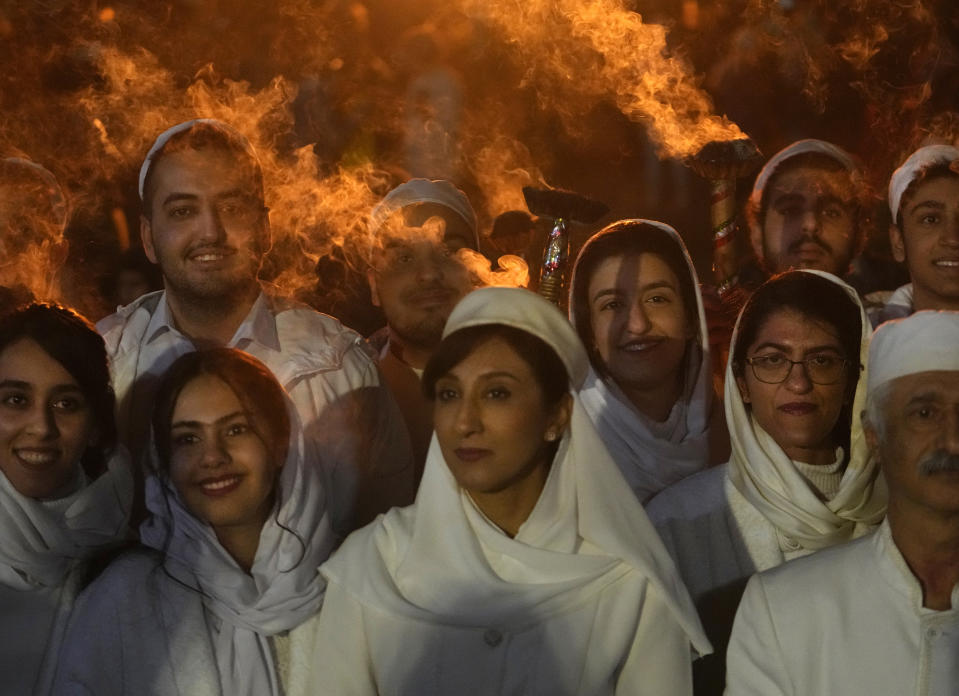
[544,430,557,442]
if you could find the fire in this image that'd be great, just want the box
[455,0,745,159]
[460,250,530,289]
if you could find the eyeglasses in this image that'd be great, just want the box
[744,354,850,385]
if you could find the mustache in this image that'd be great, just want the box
[918,450,959,476]
[788,234,833,256]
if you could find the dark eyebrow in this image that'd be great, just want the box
[750,342,843,355]
[908,200,946,215]
[0,379,30,390]
[161,193,199,208]
[592,280,676,303]
[171,410,247,430]
[905,391,942,406]
[818,194,851,209]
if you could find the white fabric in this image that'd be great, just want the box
[725,270,885,551]
[888,144,959,219]
[569,219,716,503]
[137,119,260,200]
[726,520,959,696]
[867,282,914,328]
[748,139,859,261]
[56,414,330,696]
[0,451,133,696]
[53,550,320,696]
[97,289,415,534]
[369,177,479,249]
[867,310,959,394]
[312,286,709,695]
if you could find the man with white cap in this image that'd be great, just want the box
[725,310,959,696]
[366,178,478,475]
[872,144,959,325]
[745,139,868,279]
[98,119,415,532]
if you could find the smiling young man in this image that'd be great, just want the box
[726,310,959,696]
[366,178,478,476]
[873,144,959,326]
[98,119,415,532]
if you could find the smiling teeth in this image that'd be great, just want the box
[201,476,239,491]
[16,450,57,464]
[194,254,224,262]
[935,260,959,267]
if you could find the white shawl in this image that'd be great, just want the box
[322,287,710,655]
[570,220,714,503]
[140,411,335,696]
[725,270,886,550]
[0,451,133,590]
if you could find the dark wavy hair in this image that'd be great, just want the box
[0,303,116,477]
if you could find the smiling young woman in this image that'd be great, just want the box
[55,348,335,696]
[647,270,886,693]
[308,287,710,696]
[569,219,729,504]
[0,304,132,696]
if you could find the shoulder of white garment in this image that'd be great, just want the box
[268,299,379,372]
[96,290,165,358]
[646,463,729,525]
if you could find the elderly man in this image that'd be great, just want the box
[872,144,959,325]
[98,119,415,532]
[366,178,477,474]
[725,310,959,696]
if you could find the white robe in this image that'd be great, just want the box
[0,453,132,696]
[308,286,710,696]
[726,521,959,696]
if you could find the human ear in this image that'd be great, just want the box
[366,268,381,307]
[545,393,573,441]
[735,373,751,404]
[888,224,906,264]
[141,215,159,265]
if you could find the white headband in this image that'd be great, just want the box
[138,119,260,200]
[887,144,959,220]
[867,310,959,394]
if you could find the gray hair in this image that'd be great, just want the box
[863,380,895,445]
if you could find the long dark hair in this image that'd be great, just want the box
[0,303,116,478]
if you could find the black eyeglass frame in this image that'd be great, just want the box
[742,355,854,385]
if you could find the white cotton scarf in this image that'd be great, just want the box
[570,220,715,503]
[0,451,133,590]
[725,270,886,551]
[140,412,335,696]
[322,287,711,655]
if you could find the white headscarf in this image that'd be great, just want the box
[726,270,886,550]
[322,286,710,655]
[140,406,334,696]
[569,220,715,502]
[887,144,959,220]
[0,451,133,590]
[867,310,959,391]
[369,178,480,250]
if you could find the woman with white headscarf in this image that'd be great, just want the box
[0,304,132,696]
[646,270,886,693]
[308,286,710,696]
[54,348,335,696]
[569,219,729,504]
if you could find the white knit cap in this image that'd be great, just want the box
[370,178,479,250]
[887,144,959,220]
[867,310,959,394]
[137,119,260,200]
[748,139,859,259]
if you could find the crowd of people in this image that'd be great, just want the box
[0,117,957,695]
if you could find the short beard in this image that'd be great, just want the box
[918,450,959,477]
[164,272,259,314]
[390,314,446,353]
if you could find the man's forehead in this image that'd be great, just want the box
[151,147,260,196]
[768,166,854,200]
[889,370,959,399]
